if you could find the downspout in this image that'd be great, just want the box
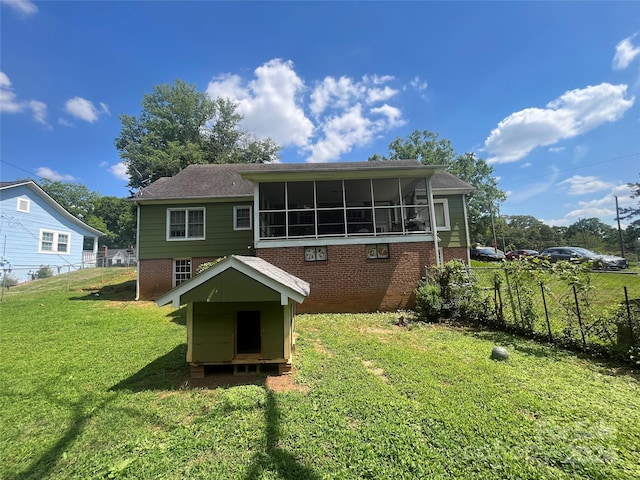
[135,201,141,300]
[253,182,260,252]
[426,176,441,266]
[462,193,472,265]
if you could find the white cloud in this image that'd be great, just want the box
[548,147,565,153]
[36,167,75,182]
[540,183,634,227]
[109,162,129,181]
[64,97,110,123]
[484,83,634,164]
[557,175,615,195]
[208,59,313,147]
[1,0,38,16]
[0,71,49,126]
[613,34,640,70]
[409,76,428,91]
[207,58,405,163]
[305,104,373,163]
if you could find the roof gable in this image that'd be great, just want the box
[155,255,310,308]
[1,180,104,237]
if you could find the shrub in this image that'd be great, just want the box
[36,265,53,279]
[1,273,19,288]
[415,260,493,324]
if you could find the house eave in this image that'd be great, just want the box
[240,165,447,182]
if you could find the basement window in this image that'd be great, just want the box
[366,244,389,259]
[174,259,192,286]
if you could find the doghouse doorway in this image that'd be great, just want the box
[236,311,261,355]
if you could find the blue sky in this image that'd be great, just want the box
[1,1,639,228]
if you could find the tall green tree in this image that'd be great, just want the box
[115,80,280,188]
[619,174,640,221]
[93,196,136,248]
[369,130,506,241]
[39,181,134,248]
[39,179,99,223]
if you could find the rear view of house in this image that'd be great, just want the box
[132,160,474,313]
[0,180,103,283]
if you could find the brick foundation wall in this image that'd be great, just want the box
[138,257,219,300]
[137,247,467,311]
[441,246,469,264]
[138,259,173,300]
[257,242,437,314]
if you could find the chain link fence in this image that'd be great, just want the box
[427,264,639,363]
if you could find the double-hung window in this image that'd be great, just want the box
[233,206,252,230]
[167,208,205,241]
[39,229,70,254]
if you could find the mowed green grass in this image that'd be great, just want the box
[1,269,639,479]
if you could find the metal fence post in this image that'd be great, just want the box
[624,286,635,346]
[573,285,587,348]
[541,282,552,343]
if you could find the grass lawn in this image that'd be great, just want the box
[1,268,639,479]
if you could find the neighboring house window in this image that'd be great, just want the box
[167,208,205,240]
[233,206,252,230]
[17,198,30,213]
[174,259,191,286]
[39,230,70,254]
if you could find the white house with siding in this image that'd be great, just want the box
[0,180,103,283]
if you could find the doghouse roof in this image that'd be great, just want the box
[155,255,310,308]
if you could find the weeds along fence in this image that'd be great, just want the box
[422,261,640,365]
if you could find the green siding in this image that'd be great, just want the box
[181,269,280,304]
[188,301,285,363]
[190,303,235,362]
[138,201,254,259]
[436,195,468,248]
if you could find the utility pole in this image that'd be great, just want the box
[614,196,625,257]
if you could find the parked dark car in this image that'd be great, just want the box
[505,249,538,260]
[538,247,629,270]
[470,247,506,262]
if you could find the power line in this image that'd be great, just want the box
[497,152,640,188]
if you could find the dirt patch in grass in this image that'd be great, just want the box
[313,341,333,357]
[362,359,388,383]
[179,370,307,393]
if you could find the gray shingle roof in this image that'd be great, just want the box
[136,160,473,201]
[155,254,310,308]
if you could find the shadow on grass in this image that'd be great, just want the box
[68,280,137,301]
[110,345,189,392]
[166,306,187,326]
[243,389,320,480]
[7,390,113,480]
[110,347,319,477]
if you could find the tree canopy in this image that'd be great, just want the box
[39,180,135,248]
[369,130,506,241]
[115,80,280,189]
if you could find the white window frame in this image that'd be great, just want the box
[17,197,30,213]
[233,205,252,231]
[433,199,450,231]
[38,229,71,254]
[166,208,206,241]
[173,258,192,287]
